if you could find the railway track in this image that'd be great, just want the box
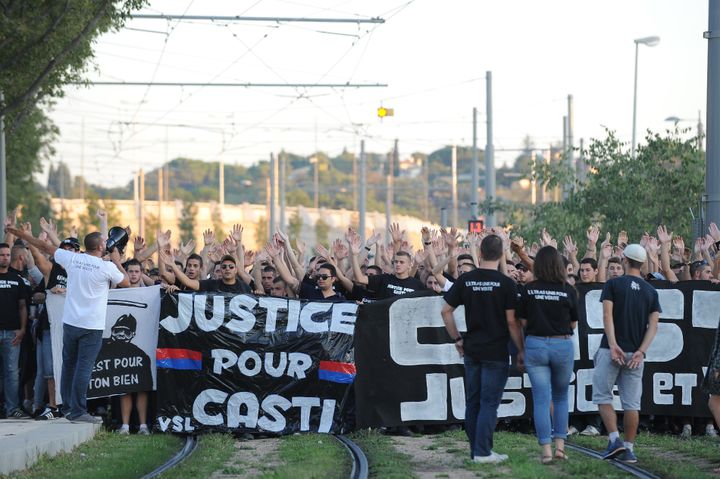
[565,442,662,479]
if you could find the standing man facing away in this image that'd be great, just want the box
[441,234,525,464]
[592,244,660,463]
[7,226,129,423]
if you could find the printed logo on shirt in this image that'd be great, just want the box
[0,279,19,288]
[631,281,640,291]
[527,289,568,301]
[465,280,500,292]
[387,284,416,295]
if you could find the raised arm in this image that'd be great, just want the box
[564,235,580,276]
[6,226,57,257]
[267,240,300,292]
[584,225,599,260]
[97,209,108,240]
[657,225,679,283]
[348,230,369,285]
[597,236,612,283]
[160,250,199,291]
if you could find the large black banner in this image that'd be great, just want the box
[155,292,356,434]
[355,282,720,428]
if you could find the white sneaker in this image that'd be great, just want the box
[491,451,508,461]
[680,424,692,439]
[706,424,718,437]
[118,425,130,435]
[568,426,579,435]
[138,424,150,435]
[580,425,600,436]
[473,453,505,464]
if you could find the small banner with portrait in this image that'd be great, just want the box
[47,285,161,403]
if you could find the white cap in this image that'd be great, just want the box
[623,244,647,263]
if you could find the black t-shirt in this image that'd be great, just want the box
[367,274,425,300]
[443,268,518,361]
[198,278,252,294]
[47,261,68,290]
[517,280,578,336]
[599,275,661,352]
[0,270,30,330]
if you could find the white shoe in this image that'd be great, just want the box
[680,424,692,439]
[580,425,600,436]
[138,425,150,435]
[568,426,579,435]
[706,425,718,437]
[118,426,130,435]
[491,451,508,461]
[473,453,505,464]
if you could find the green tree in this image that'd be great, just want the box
[315,218,330,246]
[288,210,303,238]
[178,200,197,244]
[515,130,704,242]
[0,0,147,130]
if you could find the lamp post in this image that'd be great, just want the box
[665,110,704,152]
[632,36,660,159]
[309,155,319,209]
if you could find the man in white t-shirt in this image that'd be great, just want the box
[7,227,129,423]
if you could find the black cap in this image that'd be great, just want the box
[60,237,80,251]
[515,262,529,271]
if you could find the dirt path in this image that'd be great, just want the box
[389,434,512,479]
[210,437,282,479]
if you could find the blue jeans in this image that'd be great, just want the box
[525,335,575,445]
[0,330,20,414]
[60,324,103,419]
[464,357,509,457]
[34,329,54,410]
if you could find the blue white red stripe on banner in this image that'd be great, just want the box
[157,348,203,370]
[318,360,356,383]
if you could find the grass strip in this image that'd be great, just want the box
[258,434,349,479]
[157,433,235,479]
[570,433,720,479]
[432,430,630,479]
[349,429,415,479]
[6,430,181,479]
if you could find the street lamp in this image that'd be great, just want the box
[665,110,704,151]
[309,155,319,209]
[632,36,660,159]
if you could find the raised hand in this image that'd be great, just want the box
[672,235,685,254]
[618,230,628,247]
[295,238,306,256]
[21,221,32,235]
[421,226,431,243]
[70,225,79,238]
[275,227,289,245]
[586,225,599,245]
[511,235,525,252]
[657,225,672,244]
[96,208,107,220]
[347,231,362,255]
[134,236,146,254]
[563,235,577,256]
[231,224,244,243]
[640,232,650,248]
[388,222,403,244]
[414,250,426,265]
[366,230,381,248]
[600,242,612,259]
[244,249,255,266]
[39,217,53,234]
[157,229,171,249]
[646,237,660,255]
[315,243,331,260]
[600,232,612,249]
[265,240,282,258]
[710,222,720,242]
[203,229,216,247]
[333,238,349,260]
[694,237,704,256]
[180,239,196,256]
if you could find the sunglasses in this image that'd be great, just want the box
[220,264,235,270]
[316,274,333,280]
[692,260,709,268]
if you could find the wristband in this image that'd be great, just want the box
[454,336,463,343]
[715,240,720,250]
[639,350,646,358]
[424,242,432,246]
[365,246,371,251]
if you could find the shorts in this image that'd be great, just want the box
[591,347,643,411]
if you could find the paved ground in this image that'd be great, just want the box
[0,418,101,475]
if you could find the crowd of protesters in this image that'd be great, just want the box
[2,207,720,465]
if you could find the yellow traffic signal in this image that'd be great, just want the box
[378,106,394,118]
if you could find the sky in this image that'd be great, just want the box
[47,0,709,189]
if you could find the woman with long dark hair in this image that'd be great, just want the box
[517,246,578,463]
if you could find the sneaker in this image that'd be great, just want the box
[473,453,506,464]
[8,409,31,419]
[35,407,61,420]
[491,451,509,461]
[706,425,718,437]
[580,425,600,436]
[117,426,130,435]
[568,425,579,435]
[601,438,626,460]
[69,413,103,424]
[138,425,150,435]
[617,449,638,464]
[680,424,692,439]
